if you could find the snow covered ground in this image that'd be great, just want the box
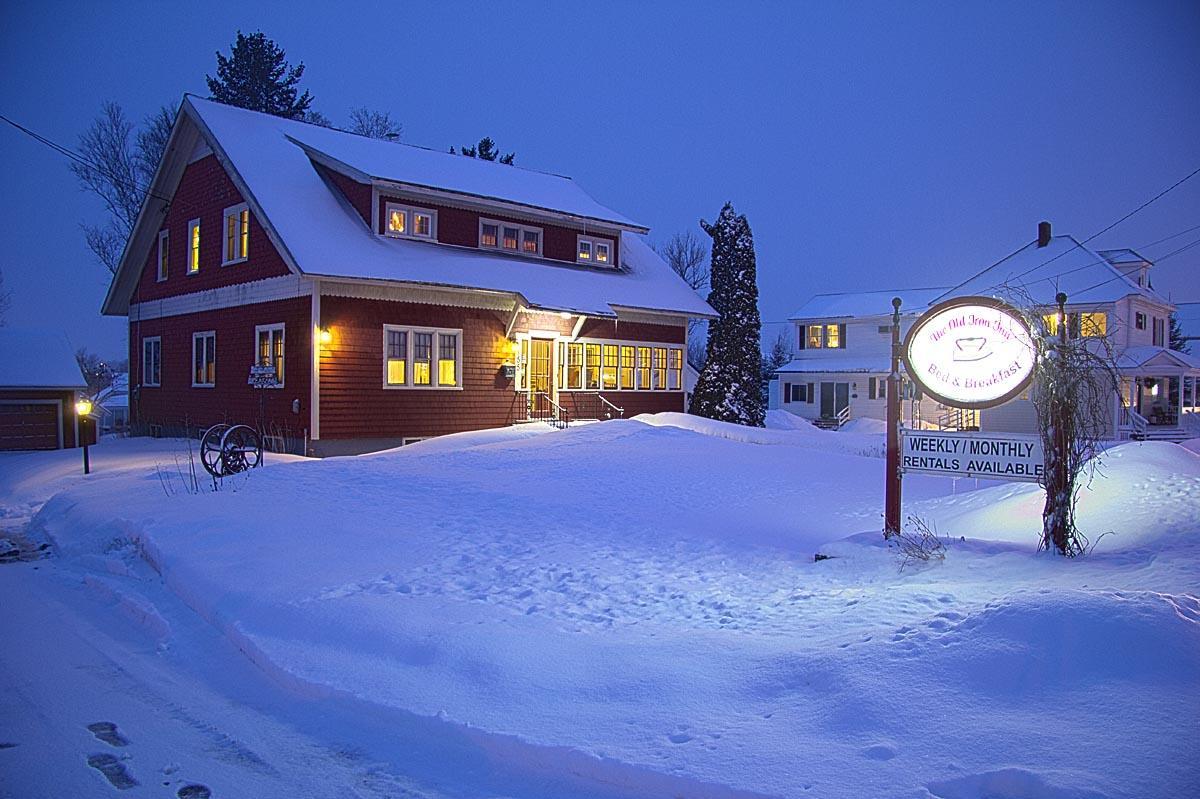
[3,421,1199,797]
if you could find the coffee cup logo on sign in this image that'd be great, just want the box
[902,296,1037,409]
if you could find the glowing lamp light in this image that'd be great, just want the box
[75,398,93,416]
[319,327,333,345]
[559,311,572,320]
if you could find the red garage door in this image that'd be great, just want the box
[0,403,61,450]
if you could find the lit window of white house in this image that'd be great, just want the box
[382,325,462,389]
[187,218,201,274]
[222,203,250,264]
[156,230,169,282]
[480,218,541,256]
[255,323,285,387]
[385,203,437,240]
[192,331,216,387]
[142,337,161,387]
[577,236,614,265]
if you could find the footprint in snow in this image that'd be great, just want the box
[177,784,212,799]
[667,732,694,744]
[863,743,898,760]
[87,753,138,789]
[87,721,130,747]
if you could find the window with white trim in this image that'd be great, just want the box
[480,217,541,256]
[576,235,614,265]
[192,331,216,387]
[385,202,438,240]
[383,325,462,388]
[222,203,250,264]
[142,337,161,387]
[255,323,285,387]
[187,218,201,274]
[156,230,169,282]
[544,338,685,392]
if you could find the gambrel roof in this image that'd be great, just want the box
[102,96,713,320]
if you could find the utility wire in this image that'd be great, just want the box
[1061,235,1200,299]
[1018,221,1200,288]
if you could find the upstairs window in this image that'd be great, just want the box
[385,203,437,240]
[806,325,823,349]
[577,235,614,266]
[1043,312,1107,339]
[1153,317,1165,346]
[192,331,216,387]
[255,324,285,387]
[156,230,169,282]
[803,323,845,349]
[824,323,841,349]
[187,219,201,274]
[480,218,541,256]
[222,203,250,264]
[1135,312,1147,330]
[142,337,161,387]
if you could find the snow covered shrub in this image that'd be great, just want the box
[893,514,946,570]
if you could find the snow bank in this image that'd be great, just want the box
[635,411,886,458]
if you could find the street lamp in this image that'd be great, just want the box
[75,398,93,475]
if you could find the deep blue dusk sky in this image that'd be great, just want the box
[1,1,1198,360]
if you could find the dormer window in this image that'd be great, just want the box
[480,218,541,256]
[577,235,613,266]
[385,202,437,240]
[222,203,250,265]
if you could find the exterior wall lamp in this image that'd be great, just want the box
[319,327,333,345]
[502,338,520,380]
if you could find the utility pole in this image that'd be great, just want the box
[885,297,902,537]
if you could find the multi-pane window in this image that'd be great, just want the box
[652,347,667,390]
[601,345,619,389]
[806,326,822,349]
[802,324,845,348]
[824,323,840,349]
[1153,317,1165,346]
[1043,312,1108,339]
[637,346,651,389]
[585,343,601,389]
[192,331,216,387]
[223,203,250,264]
[480,218,542,256]
[619,346,635,389]
[668,348,683,389]
[1135,312,1146,330]
[156,230,169,282]
[255,324,285,386]
[566,342,583,389]
[576,235,614,266]
[187,219,201,274]
[142,337,161,387]
[383,326,462,389]
[385,203,437,240]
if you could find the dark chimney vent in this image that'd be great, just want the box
[1037,221,1052,248]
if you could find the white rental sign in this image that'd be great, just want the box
[901,429,1045,483]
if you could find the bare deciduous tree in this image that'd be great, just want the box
[656,230,710,293]
[348,107,401,140]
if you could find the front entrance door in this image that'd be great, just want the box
[820,381,850,418]
[528,338,553,414]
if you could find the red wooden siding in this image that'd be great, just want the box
[578,318,686,344]
[129,297,311,438]
[0,389,78,449]
[317,163,373,227]
[376,194,618,267]
[134,154,291,303]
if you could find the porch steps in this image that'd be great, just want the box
[1131,429,1193,443]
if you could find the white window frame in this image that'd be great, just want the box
[254,323,285,389]
[187,218,201,275]
[381,325,464,390]
[192,331,216,388]
[222,203,250,265]
[525,333,685,393]
[576,235,614,266]
[142,336,161,387]
[156,230,169,282]
[384,202,438,240]
[480,217,542,257]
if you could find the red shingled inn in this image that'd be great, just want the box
[102,96,713,455]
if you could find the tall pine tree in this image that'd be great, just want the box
[206,31,313,119]
[689,203,765,426]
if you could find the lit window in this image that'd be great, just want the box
[567,342,583,389]
[825,324,840,349]
[385,202,436,239]
[522,230,540,254]
[386,329,407,385]
[192,331,216,387]
[1080,312,1106,337]
[438,333,458,386]
[480,218,541,256]
[255,324,285,386]
[619,346,635,389]
[187,219,201,274]
[578,240,592,261]
[807,326,822,349]
[503,226,519,250]
[413,333,432,386]
[577,236,615,266]
[601,344,618,389]
[637,346,651,389]
[481,223,498,247]
[585,343,601,389]
[156,230,168,281]
[668,348,683,389]
[595,242,609,263]
[142,337,161,387]
[222,204,250,264]
[652,347,667,389]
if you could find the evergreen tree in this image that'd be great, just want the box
[457,137,515,164]
[1168,312,1190,354]
[689,203,765,426]
[206,31,313,119]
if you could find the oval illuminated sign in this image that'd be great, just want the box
[902,296,1037,410]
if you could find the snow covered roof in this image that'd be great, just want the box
[0,329,86,389]
[775,356,888,374]
[936,236,1166,307]
[103,96,713,320]
[789,288,949,321]
[1097,248,1151,265]
[1114,345,1200,374]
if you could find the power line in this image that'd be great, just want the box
[1019,221,1200,289]
[1063,235,1200,299]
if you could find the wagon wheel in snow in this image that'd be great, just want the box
[219,425,262,474]
[199,424,231,477]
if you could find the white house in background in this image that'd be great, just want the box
[1175,301,1200,349]
[770,224,1200,440]
[96,373,129,434]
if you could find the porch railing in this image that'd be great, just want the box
[1118,404,1148,439]
[528,391,570,429]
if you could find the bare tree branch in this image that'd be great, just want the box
[348,107,402,140]
[656,230,710,293]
